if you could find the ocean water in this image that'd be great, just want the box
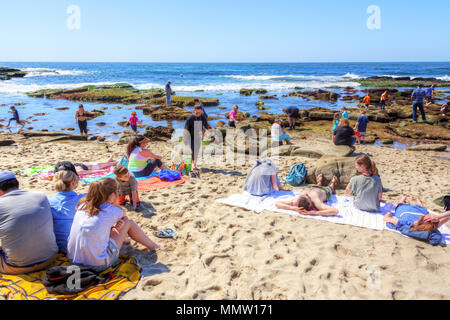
[0,62,449,139]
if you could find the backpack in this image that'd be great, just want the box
[285,163,307,187]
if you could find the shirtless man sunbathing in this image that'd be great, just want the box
[275,174,339,216]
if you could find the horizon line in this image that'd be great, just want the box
[2,60,450,64]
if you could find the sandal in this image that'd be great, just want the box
[153,228,177,239]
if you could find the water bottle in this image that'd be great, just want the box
[185,157,192,176]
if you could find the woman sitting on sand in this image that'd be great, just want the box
[333,118,355,147]
[275,173,340,216]
[244,158,283,196]
[48,168,85,254]
[67,178,161,272]
[346,155,383,212]
[126,135,165,178]
[384,194,449,245]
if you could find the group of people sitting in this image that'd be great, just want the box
[0,135,168,276]
[244,154,449,245]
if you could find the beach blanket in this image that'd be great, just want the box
[38,168,115,181]
[0,254,141,300]
[15,166,54,177]
[80,172,160,184]
[217,190,450,245]
[137,175,189,192]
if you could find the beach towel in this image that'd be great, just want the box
[0,254,141,300]
[15,166,54,177]
[217,190,450,245]
[137,176,190,192]
[80,172,161,184]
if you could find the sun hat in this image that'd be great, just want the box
[0,170,16,183]
[131,111,137,115]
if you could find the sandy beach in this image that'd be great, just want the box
[1,130,449,300]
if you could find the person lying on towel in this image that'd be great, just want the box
[383,194,450,246]
[275,173,339,216]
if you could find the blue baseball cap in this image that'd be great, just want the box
[0,170,16,183]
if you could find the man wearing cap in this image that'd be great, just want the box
[0,171,58,274]
[411,84,431,124]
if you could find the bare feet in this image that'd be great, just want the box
[399,194,408,204]
[417,197,424,207]
[145,243,163,252]
[328,175,339,192]
[383,212,393,222]
[316,173,324,186]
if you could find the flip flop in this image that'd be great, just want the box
[153,230,171,238]
[164,228,177,238]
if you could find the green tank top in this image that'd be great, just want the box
[128,147,147,171]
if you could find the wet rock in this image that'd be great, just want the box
[55,107,70,111]
[0,140,15,146]
[239,89,253,96]
[406,144,447,151]
[144,126,175,141]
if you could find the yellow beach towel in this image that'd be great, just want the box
[0,254,141,300]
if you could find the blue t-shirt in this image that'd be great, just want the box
[356,115,369,132]
[49,191,86,253]
[386,204,442,246]
[341,111,349,119]
[426,88,434,97]
[412,88,426,104]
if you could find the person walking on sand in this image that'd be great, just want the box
[184,105,211,171]
[411,83,431,124]
[165,81,173,106]
[6,106,24,129]
[354,109,369,145]
[282,106,299,130]
[75,104,95,138]
[380,90,388,110]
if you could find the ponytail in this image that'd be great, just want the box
[77,178,118,216]
[356,154,377,176]
[54,170,79,192]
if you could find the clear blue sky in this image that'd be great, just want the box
[0,0,449,62]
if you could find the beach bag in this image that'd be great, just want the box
[285,163,307,187]
[117,155,129,167]
[159,169,181,182]
[42,265,113,295]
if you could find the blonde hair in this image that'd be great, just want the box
[77,178,118,217]
[233,105,239,111]
[339,118,350,127]
[54,170,79,192]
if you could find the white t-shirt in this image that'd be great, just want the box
[271,123,283,138]
[67,203,123,267]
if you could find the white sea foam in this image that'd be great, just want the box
[223,73,362,81]
[170,81,362,92]
[0,79,362,95]
[437,75,450,81]
[23,68,93,77]
[0,81,118,94]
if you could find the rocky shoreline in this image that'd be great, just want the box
[0,67,27,81]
